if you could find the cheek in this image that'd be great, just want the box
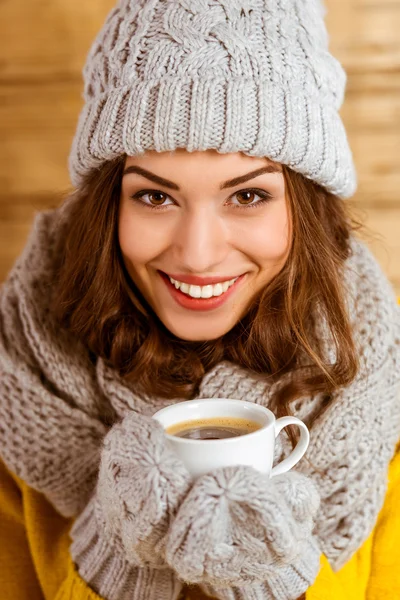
[239,204,291,265]
[118,205,169,266]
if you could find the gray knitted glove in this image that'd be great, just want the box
[69,411,193,600]
[165,466,322,599]
[90,410,192,565]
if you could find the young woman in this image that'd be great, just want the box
[1,1,400,600]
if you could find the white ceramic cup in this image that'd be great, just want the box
[152,398,309,479]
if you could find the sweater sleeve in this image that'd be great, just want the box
[55,562,104,600]
[0,460,44,599]
[0,458,184,600]
[366,442,400,599]
[0,457,102,600]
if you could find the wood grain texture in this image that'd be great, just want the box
[1,0,399,296]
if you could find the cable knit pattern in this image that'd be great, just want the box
[164,467,321,597]
[70,502,183,600]
[69,412,193,600]
[68,0,357,199]
[1,200,400,600]
[91,412,192,567]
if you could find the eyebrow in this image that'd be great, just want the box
[122,165,281,190]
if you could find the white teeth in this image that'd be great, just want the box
[221,281,230,293]
[213,283,223,296]
[189,285,202,298]
[168,276,238,299]
[180,282,190,294]
[200,285,213,299]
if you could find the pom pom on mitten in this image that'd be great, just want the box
[165,466,321,588]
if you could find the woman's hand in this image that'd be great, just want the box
[90,411,193,566]
[69,411,192,600]
[165,465,321,596]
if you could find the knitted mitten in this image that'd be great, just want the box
[165,467,321,599]
[69,411,193,600]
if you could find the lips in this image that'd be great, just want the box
[159,271,245,312]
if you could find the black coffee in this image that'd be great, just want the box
[165,416,262,440]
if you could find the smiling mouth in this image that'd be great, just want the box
[159,271,246,312]
[167,275,239,299]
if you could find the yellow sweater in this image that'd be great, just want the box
[1,447,400,600]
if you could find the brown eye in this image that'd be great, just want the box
[130,190,174,209]
[148,192,166,205]
[236,191,257,205]
[228,188,273,209]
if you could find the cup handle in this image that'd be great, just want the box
[270,416,310,477]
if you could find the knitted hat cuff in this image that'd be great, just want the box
[68,77,357,199]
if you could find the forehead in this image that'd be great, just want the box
[124,149,281,172]
[123,150,283,190]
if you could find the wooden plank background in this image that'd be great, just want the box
[1,0,399,295]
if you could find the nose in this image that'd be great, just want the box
[173,207,229,273]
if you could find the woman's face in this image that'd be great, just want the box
[119,149,292,341]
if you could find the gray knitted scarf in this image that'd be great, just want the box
[1,198,400,578]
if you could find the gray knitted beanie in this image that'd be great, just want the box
[68,0,357,199]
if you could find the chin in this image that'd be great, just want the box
[162,318,233,342]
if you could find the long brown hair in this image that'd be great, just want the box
[51,154,368,440]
